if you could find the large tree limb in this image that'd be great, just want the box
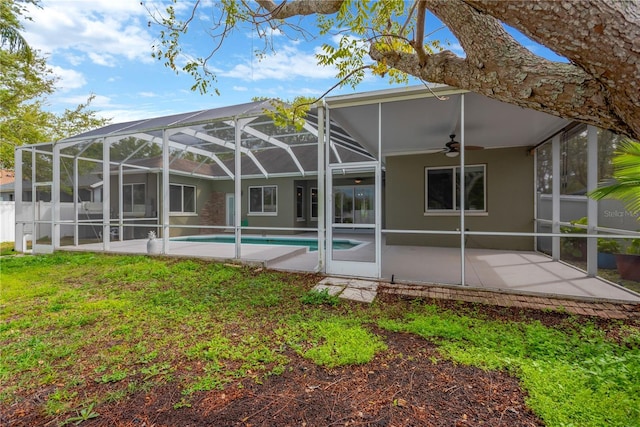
[370,0,634,138]
[462,0,640,140]
[256,0,344,19]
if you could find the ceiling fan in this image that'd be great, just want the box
[443,134,483,157]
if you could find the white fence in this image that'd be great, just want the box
[0,201,16,242]
[2,202,104,244]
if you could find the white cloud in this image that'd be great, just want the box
[290,87,324,96]
[64,53,85,66]
[88,52,116,67]
[330,33,362,46]
[233,86,248,91]
[221,44,336,81]
[50,66,87,91]
[138,92,157,97]
[22,1,155,66]
[55,94,163,122]
[256,27,284,39]
[59,94,112,108]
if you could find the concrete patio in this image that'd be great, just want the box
[59,234,640,303]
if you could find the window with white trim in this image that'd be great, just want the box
[296,186,304,220]
[170,184,196,213]
[249,185,277,215]
[425,165,486,212]
[123,183,145,213]
[310,187,318,220]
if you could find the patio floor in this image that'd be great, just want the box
[59,235,640,303]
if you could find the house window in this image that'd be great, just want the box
[123,183,145,213]
[249,185,277,215]
[425,165,486,212]
[296,186,304,220]
[310,187,318,220]
[170,184,196,213]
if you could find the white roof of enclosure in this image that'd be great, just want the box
[326,86,571,158]
[57,99,374,180]
[47,86,572,180]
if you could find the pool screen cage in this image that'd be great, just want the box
[12,85,640,294]
[14,99,374,257]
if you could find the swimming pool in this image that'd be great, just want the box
[171,235,361,252]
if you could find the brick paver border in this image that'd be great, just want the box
[378,283,640,320]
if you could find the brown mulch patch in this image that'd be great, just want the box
[7,329,542,427]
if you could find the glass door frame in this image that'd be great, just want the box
[326,161,381,278]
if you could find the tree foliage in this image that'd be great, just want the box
[589,140,640,217]
[148,0,640,140]
[0,0,110,169]
[0,0,34,58]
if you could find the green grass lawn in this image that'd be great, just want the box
[1,252,639,426]
[0,241,15,256]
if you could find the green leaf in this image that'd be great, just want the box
[588,139,640,216]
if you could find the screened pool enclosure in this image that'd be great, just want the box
[14,86,640,301]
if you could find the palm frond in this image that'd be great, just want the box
[0,26,32,60]
[588,139,640,216]
[612,140,640,174]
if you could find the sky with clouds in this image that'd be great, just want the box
[20,1,564,125]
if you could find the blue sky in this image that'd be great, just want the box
[21,1,564,125]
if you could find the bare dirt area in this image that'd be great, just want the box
[90,330,541,427]
[9,330,542,427]
[6,293,637,427]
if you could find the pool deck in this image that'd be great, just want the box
[58,234,640,303]
[64,238,311,267]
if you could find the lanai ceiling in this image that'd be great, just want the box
[326,86,571,158]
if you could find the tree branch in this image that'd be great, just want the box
[369,0,634,138]
[369,32,630,137]
[461,0,640,139]
[256,0,344,19]
[411,1,429,65]
[399,1,419,38]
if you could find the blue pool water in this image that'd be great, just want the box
[171,235,360,252]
